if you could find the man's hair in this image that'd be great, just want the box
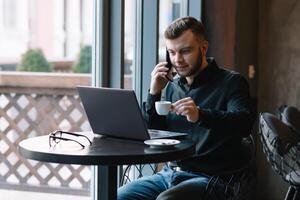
[164,16,207,41]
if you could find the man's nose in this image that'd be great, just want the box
[174,53,183,63]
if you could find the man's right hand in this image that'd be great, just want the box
[150,62,172,95]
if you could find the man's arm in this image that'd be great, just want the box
[171,75,254,137]
[198,76,254,137]
[142,61,174,130]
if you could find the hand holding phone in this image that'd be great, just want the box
[149,51,175,94]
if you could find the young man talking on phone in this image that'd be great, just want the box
[118,16,254,200]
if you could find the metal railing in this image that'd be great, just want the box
[0,72,92,195]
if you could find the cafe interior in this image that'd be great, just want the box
[0,0,300,200]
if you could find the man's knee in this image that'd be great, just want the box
[156,190,175,200]
[156,178,207,200]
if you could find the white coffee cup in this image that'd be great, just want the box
[155,101,172,115]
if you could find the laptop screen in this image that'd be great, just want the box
[77,86,151,140]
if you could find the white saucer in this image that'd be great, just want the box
[144,139,180,149]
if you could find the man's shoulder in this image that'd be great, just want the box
[216,68,250,95]
[218,67,240,76]
[218,67,247,83]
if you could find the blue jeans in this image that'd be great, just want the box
[117,166,227,200]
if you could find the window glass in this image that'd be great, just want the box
[0,0,92,199]
[158,0,184,62]
[124,0,135,89]
[2,0,17,29]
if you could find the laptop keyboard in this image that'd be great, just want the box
[148,129,173,137]
[148,129,187,139]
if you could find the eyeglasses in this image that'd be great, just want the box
[49,130,92,148]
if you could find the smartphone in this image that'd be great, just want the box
[165,49,173,82]
[166,49,172,71]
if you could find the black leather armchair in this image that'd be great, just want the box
[259,112,300,200]
[278,105,300,133]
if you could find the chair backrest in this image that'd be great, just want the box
[259,112,300,185]
[260,112,299,156]
[278,105,300,134]
[204,134,256,200]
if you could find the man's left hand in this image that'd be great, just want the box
[171,97,200,123]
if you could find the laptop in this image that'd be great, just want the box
[77,86,187,141]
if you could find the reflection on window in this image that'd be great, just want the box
[0,0,92,73]
[158,0,183,62]
[124,0,136,89]
[2,0,17,29]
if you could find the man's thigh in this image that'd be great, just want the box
[117,171,170,200]
[157,176,226,200]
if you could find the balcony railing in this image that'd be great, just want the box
[0,72,92,195]
[0,71,157,196]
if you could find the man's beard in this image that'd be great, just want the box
[176,49,203,78]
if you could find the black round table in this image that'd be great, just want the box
[18,133,195,200]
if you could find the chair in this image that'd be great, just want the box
[204,135,256,200]
[259,112,300,200]
[278,105,300,133]
[119,164,159,186]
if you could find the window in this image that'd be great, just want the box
[2,0,17,29]
[0,1,93,199]
[124,0,136,89]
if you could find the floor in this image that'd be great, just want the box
[0,189,90,200]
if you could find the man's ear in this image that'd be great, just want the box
[201,40,209,56]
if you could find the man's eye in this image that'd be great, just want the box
[181,50,191,54]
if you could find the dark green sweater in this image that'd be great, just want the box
[143,58,254,174]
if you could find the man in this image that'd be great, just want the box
[118,16,254,200]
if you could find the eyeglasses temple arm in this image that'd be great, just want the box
[62,131,92,144]
[49,136,85,148]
